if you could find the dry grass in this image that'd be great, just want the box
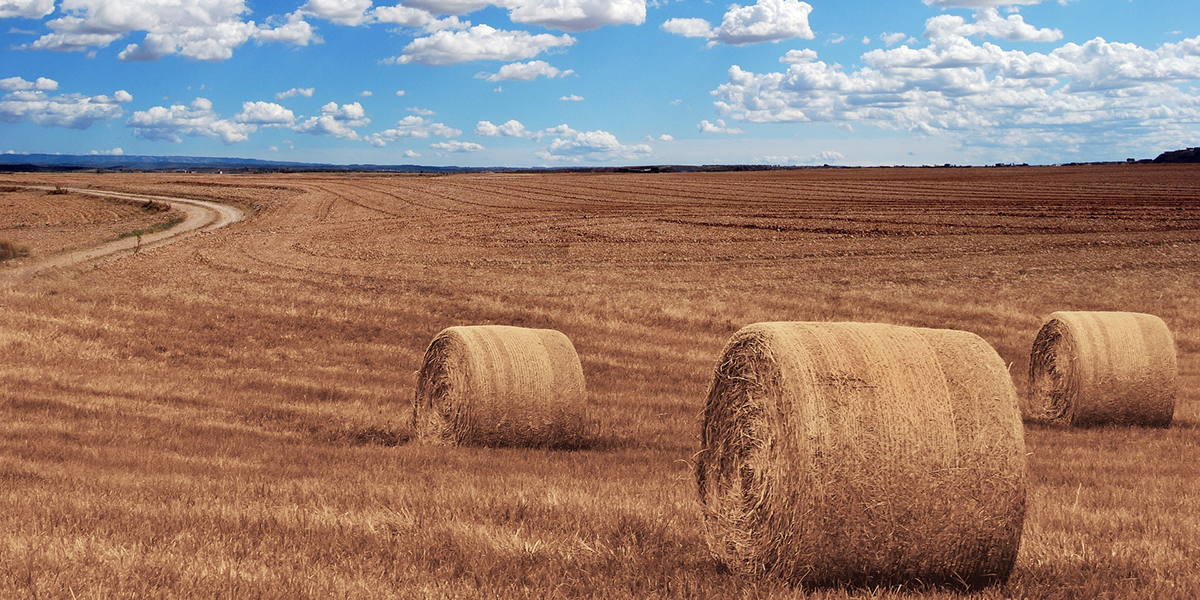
[413,325,588,448]
[1026,311,1177,426]
[698,322,1025,589]
[0,165,1198,598]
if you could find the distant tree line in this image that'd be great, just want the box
[1153,147,1200,163]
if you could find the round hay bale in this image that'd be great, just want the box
[413,325,587,448]
[1025,311,1176,427]
[697,322,1027,589]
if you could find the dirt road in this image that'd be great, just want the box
[0,186,244,285]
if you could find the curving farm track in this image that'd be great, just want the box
[0,185,243,285]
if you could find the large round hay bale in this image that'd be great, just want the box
[1025,311,1176,427]
[413,325,587,448]
[697,322,1027,589]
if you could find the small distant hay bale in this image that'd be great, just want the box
[0,239,30,261]
[1025,311,1176,427]
[697,322,1027,589]
[413,325,587,448]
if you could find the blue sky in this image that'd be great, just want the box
[2,0,1198,166]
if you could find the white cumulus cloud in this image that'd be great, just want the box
[810,150,844,163]
[537,125,652,162]
[482,60,574,81]
[367,115,461,146]
[476,119,532,137]
[20,0,313,61]
[256,11,321,46]
[364,1,469,32]
[127,97,255,143]
[709,15,1200,160]
[503,0,646,33]
[923,0,1050,7]
[0,76,59,92]
[780,48,817,63]
[756,150,843,164]
[294,101,370,140]
[663,0,813,46]
[401,0,491,16]
[301,0,374,25]
[431,140,484,152]
[0,78,131,129]
[925,8,1061,43]
[0,0,55,19]
[698,118,743,134]
[661,18,713,39]
[370,3,443,29]
[276,87,315,100]
[390,24,575,66]
[235,101,296,125]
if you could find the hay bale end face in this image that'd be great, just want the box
[697,322,1027,589]
[1025,311,1177,427]
[413,325,587,448]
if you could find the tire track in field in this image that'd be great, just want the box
[1,185,244,285]
[189,179,458,288]
[353,179,507,223]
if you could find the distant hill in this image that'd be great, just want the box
[1153,147,1200,163]
[0,154,816,174]
[6,150,1197,172]
[0,153,470,173]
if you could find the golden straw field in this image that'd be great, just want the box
[1,165,1198,598]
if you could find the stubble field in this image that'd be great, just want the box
[0,186,181,259]
[1,165,1198,598]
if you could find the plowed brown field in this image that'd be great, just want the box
[1,165,1198,599]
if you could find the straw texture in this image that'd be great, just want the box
[413,325,587,448]
[697,322,1027,589]
[1025,311,1176,427]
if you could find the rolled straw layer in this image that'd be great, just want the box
[413,325,586,448]
[697,322,1027,589]
[1025,311,1176,427]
